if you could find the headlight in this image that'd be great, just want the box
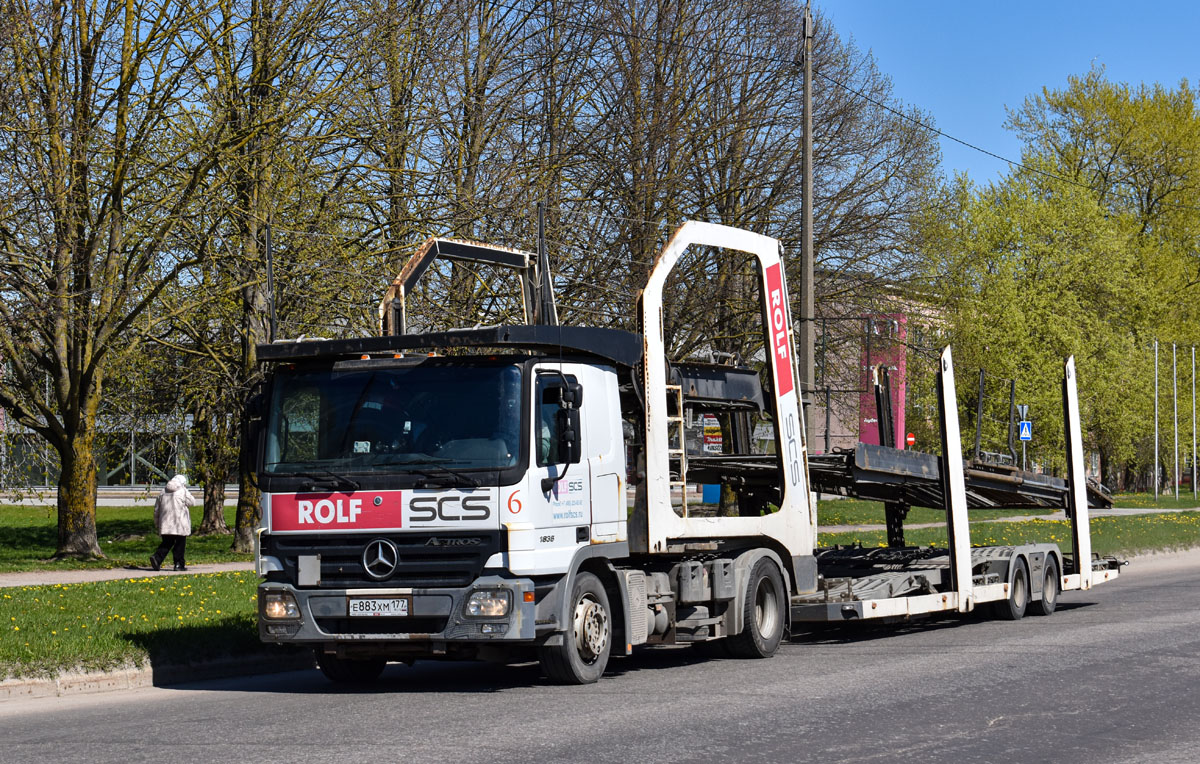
[262,591,300,620]
[465,590,511,617]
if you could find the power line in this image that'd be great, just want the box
[478,0,1200,216]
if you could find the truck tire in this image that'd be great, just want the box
[539,572,611,684]
[315,651,387,684]
[1029,555,1059,616]
[727,558,786,659]
[993,558,1030,621]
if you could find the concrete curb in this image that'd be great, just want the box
[0,667,152,702]
[0,651,315,703]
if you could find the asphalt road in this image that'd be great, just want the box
[6,551,1199,764]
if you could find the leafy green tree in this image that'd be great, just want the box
[921,160,1156,483]
[920,69,1200,488]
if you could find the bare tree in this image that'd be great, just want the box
[0,0,237,557]
[187,0,356,550]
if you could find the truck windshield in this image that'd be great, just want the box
[263,362,522,474]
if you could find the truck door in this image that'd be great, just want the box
[519,371,592,562]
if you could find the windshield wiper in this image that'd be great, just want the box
[400,461,481,488]
[370,455,482,488]
[266,463,361,492]
[299,472,361,492]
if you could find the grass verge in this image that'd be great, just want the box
[818,511,1200,558]
[817,498,1054,526]
[0,571,282,680]
[0,506,251,572]
[1109,492,1200,510]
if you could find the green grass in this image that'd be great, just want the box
[1110,492,1200,510]
[0,571,279,679]
[817,498,1054,526]
[819,511,1200,558]
[0,505,251,573]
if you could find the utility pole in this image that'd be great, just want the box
[1193,346,1196,502]
[1154,340,1159,498]
[799,0,817,455]
[1174,344,1179,500]
[265,217,278,343]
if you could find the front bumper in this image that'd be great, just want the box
[258,575,537,644]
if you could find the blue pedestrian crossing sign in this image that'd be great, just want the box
[1018,420,1033,441]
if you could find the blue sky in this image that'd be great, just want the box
[823,1,1200,183]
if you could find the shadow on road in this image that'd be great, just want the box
[786,600,1097,645]
[161,642,729,696]
[154,601,1099,695]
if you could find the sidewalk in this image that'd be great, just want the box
[0,561,254,589]
[0,488,239,508]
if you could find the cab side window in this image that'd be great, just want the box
[536,377,562,466]
[535,374,579,466]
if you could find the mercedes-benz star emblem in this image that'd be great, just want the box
[362,538,400,580]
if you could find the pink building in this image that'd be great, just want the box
[858,315,907,448]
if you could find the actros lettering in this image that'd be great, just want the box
[297,498,363,525]
[409,495,492,522]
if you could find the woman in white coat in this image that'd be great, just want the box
[150,474,197,571]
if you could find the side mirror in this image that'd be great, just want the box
[560,381,583,409]
[556,408,582,464]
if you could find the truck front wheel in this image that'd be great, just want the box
[728,558,786,659]
[315,651,387,684]
[539,572,611,684]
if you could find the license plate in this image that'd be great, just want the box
[348,596,411,617]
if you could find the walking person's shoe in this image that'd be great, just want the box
[149,556,161,572]
[173,563,188,571]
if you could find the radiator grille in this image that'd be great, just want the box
[265,531,502,589]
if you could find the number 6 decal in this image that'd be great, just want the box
[507,490,522,514]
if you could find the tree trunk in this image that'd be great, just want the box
[232,281,269,553]
[717,483,738,517]
[193,405,231,535]
[54,431,103,559]
[233,474,260,552]
[198,479,230,535]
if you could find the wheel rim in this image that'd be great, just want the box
[753,576,781,640]
[572,593,609,665]
[1013,569,1027,609]
[1045,565,1058,605]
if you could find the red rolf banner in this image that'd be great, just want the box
[269,490,405,532]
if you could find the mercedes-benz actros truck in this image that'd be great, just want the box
[252,222,1120,684]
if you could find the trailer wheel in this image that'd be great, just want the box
[315,651,386,684]
[539,572,611,684]
[728,558,786,659]
[993,558,1030,621]
[1029,555,1059,616]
